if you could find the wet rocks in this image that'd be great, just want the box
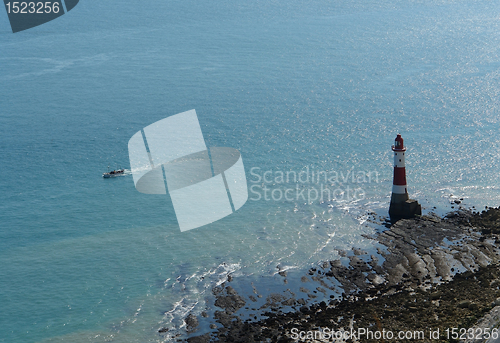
[493,297,500,306]
[186,333,210,343]
[214,294,246,314]
[188,208,500,342]
[185,313,199,333]
[469,206,500,234]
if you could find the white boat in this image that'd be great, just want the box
[103,168,125,178]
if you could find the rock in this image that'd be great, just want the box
[458,300,471,308]
[197,207,500,343]
[187,333,210,343]
[281,298,295,306]
[368,273,385,286]
[226,286,237,295]
[214,295,246,313]
[430,292,441,300]
[338,250,347,257]
[493,297,500,306]
[353,248,367,255]
[158,327,168,333]
[185,313,199,332]
[213,310,234,328]
[330,260,342,267]
[212,286,223,296]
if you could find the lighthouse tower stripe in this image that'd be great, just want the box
[394,151,405,168]
[393,167,407,186]
[392,185,407,194]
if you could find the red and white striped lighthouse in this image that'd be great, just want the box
[390,134,409,204]
[389,134,421,219]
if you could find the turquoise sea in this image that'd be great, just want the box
[2,0,500,341]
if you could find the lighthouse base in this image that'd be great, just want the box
[389,199,422,221]
[390,192,409,204]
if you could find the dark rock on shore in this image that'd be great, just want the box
[185,313,199,333]
[186,207,500,342]
[214,287,246,314]
[469,206,500,235]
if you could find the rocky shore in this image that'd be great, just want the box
[173,207,500,342]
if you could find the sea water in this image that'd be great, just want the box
[1,0,500,342]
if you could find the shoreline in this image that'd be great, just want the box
[179,207,500,342]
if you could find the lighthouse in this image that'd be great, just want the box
[389,134,421,220]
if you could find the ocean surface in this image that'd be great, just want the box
[1,0,500,341]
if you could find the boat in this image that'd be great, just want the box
[103,168,125,178]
